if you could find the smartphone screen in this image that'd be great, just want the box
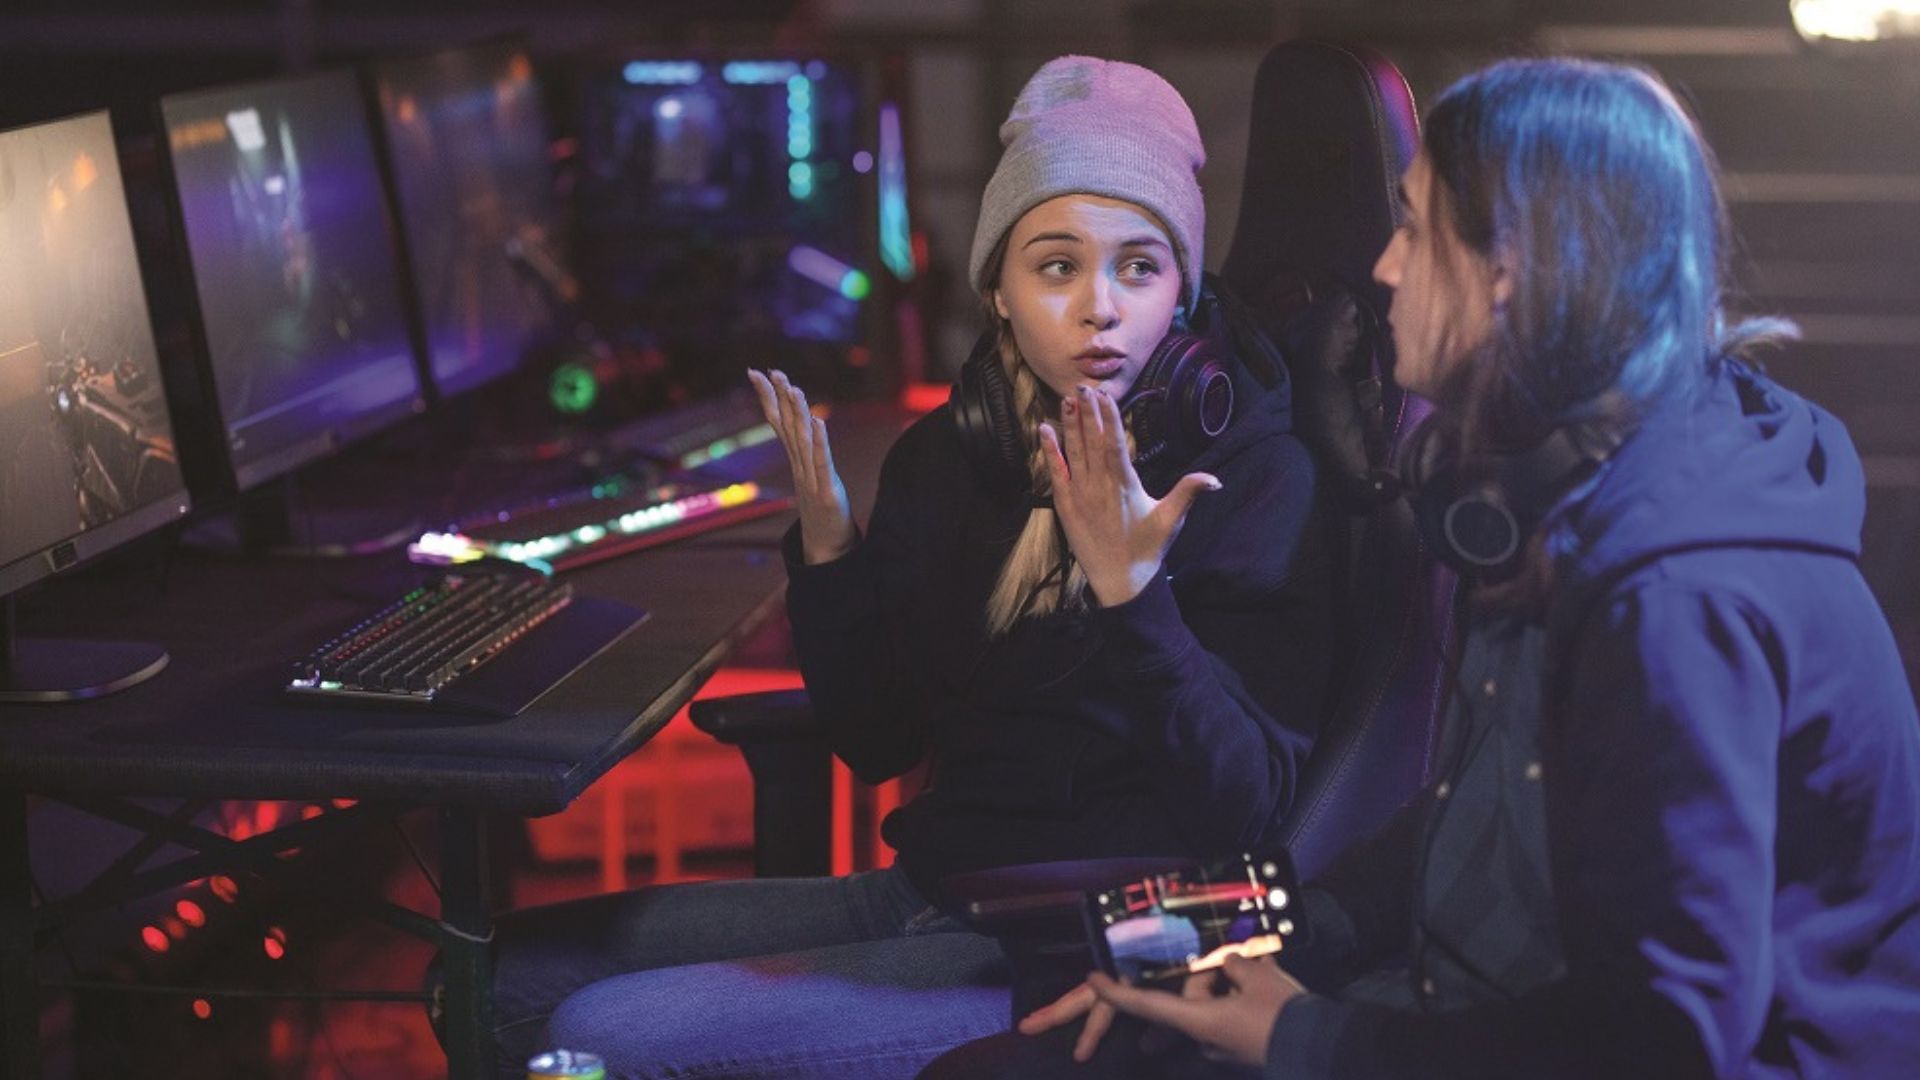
[1084,852,1301,984]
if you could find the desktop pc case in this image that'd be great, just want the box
[566,51,922,414]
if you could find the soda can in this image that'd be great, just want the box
[527,1048,607,1080]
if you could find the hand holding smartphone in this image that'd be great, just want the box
[1083,852,1303,985]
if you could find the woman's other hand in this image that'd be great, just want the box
[1040,385,1219,606]
[1016,980,1117,1063]
[1086,953,1304,1068]
[748,369,855,565]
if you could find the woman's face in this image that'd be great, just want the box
[992,194,1184,404]
[1372,152,1503,399]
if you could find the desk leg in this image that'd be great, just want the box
[440,806,495,1080]
[0,791,39,1078]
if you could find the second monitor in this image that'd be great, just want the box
[161,69,424,494]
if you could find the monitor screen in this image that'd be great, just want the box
[374,39,561,399]
[161,69,422,492]
[0,111,189,597]
[576,58,872,405]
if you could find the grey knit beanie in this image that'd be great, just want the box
[968,55,1207,311]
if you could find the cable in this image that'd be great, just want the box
[392,818,441,900]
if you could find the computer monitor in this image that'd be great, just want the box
[160,69,423,494]
[0,110,191,700]
[372,39,562,401]
[576,56,903,408]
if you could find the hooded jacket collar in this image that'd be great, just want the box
[1555,357,1864,615]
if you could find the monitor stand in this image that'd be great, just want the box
[0,597,169,703]
[185,478,423,559]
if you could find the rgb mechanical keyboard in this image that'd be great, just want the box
[605,388,781,468]
[409,479,792,574]
[288,573,595,711]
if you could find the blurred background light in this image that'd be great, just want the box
[1792,0,1920,42]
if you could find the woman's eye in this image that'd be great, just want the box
[1119,258,1160,281]
[1038,258,1074,277]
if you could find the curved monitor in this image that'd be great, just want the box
[161,69,423,493]
[373,38,561,400]
[0,110,190,602]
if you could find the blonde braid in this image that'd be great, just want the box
[984,323,1089,635]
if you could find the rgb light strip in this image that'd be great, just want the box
[410,482,765,569]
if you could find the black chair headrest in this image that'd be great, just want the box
[1220,39,1423,513]
[1221,39,1418,321]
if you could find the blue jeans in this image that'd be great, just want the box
[491,867,1013,1079]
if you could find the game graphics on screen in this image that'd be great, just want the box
[163,73,418,477]
[0,116,182,570]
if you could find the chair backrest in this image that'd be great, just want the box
[1221,39,1459,881]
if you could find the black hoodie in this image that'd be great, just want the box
[784,348,1332,903]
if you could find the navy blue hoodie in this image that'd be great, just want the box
[784,351,1332,905]
[1268,360,1920,1077]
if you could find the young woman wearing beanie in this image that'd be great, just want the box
[478,55,1333,1079]
[926,55,1920,1080]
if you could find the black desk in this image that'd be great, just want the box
[0,526,793,1077]
[0,401,912,1077]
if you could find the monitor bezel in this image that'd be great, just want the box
[155,67,427,496]
[0,108,194,602]
[367,32,557,404]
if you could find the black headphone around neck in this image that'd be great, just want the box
[1396,416,1624,582]
[951,286,1237,497]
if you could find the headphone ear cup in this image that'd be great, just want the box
[1120,330,1234,488]
[1428,480,1525,578]
[1120,334,1180,476]
[1402,416,1579,582]
[950,331,1031,492]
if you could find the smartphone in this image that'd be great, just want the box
[1083,852,1302,984]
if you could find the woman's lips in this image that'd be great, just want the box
[1078,355,1125,379]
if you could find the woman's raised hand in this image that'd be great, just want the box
[1039,385,1220,607]
[748,369,855,565]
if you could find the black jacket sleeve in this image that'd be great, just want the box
[782,429,934,783]
[1086,434,1330,854]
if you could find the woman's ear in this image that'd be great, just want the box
[992,288,1010,321]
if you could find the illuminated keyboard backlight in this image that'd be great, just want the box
[411,483,765,570]
[409,532,487,564]
[680,423,776,469]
